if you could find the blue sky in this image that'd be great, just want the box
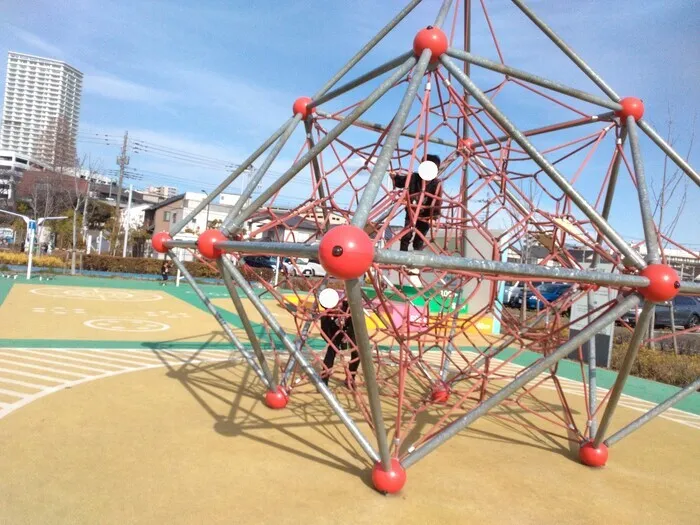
[1,0,698,247]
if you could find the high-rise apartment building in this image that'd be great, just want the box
[144,185,178,199]
[1,52,83,169]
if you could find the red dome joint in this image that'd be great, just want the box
[292,96,315,120]
[319,225,374,280]
[638,264,681,303]
[413,26,448,63]
[371,458,407,494]
[197,229,228,260]
[616,97,644,122]
[264,386,288,409]
[579,441,608,468]
[151,231,172,254]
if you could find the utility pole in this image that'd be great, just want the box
[111,131,129,255]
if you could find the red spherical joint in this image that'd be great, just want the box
[430,382,450,404]
[292,96,315,120]
[579,441,608,468]
[615,97,644,122]
[413,26,448,63]
[458,137,475,156]
[318,225,374,280]
[151,231,172,254]
[372,458,407,494]
[197,229,228,260]
[638,264,681,303]
[264,386,288,409]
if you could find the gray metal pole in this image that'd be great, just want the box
[434,0,454,27]
[586,291,598,438]
[217,259,276,389]
[309,52,413,110]
[228,58,417,232]
[593,301,654,447]
[221,115,303,234]
[605,377,700,447]
[678,282,700,296]
[627,117,661,264]
[374,248,649,288]
[312,0,422,99]
[446,48,621,111]
[169,117,294,236]
[637,119,700,187]
[167,251,271,389]
[315,110,458,148]
[441,55,646,269]
[402,293,641,468]
[345,278,393,470]
[352,49,432,228]
[220,257,381,463]
[510,0,620,102]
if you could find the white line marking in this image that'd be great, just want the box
[0,359,87,378]
[0,388,24,398]
[0,367,67,383]
[0,352,111,374]
[8,349,130,370]
[0,377,45,389]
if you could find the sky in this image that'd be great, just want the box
[1,0,698,247]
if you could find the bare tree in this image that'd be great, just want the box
[66,156,97,274]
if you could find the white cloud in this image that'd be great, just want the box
[10,27,64,58]
[83,74,178,104]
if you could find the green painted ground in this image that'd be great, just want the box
[1,274,698,414]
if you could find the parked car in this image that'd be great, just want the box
[241,256,283,271]
[503,281,542,307]
[283,257,326,277]
[525,283,572,310]
[621,296,700,329]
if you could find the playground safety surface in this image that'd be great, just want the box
[0,277,699,524]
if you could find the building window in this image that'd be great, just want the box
[172,212,177,223]
[163,211,171,221]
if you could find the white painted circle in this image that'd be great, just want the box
[418,160,438,181]
[84,318,170,332]
[318,288,340,309]
[30,287,163,302]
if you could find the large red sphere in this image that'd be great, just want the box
[264,387,288,409]
[197,229,228,260]
[151,231,172,254]
[638,264,680,302]
[372,458,407,494]
[413,26,448,63]
[616,97,644,122]
[579,442,608,467]
[431,384,450,404]
[318,225,374,280]
[292,96,315,120]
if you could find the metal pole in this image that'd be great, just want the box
[678,282,700,296]
[122,184,133,258]
[586,291,598,438]
[176,268,181,287]
[345,278,392,470]
[402,294,641,468]
[352,49,432,228]
[221,116,303,234]
[316,110,458,148]
[169,117,295,236]
[440,55,646,269]
[221,258,381,463]
[510,0,620,101]
[605,377,700,447]
[434,0,454,27]
[167,251,271,389]
[446,48,621,111]
[312,0,422,99]
[593,301,654,447]
[26,220,35,280]
[309,52,413,110]
[627,117,661,264]
[637,119,700,187]
[229,58,417,231]
[218,259,276,389]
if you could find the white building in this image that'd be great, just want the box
[0,149,49,172]
[121,202,151,231]
[144,185,177,199]
[0,52,83,167]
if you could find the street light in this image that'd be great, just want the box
[0,209,67,279]
[201,189,210,229]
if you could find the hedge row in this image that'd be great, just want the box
[610,343,700,387]
[0,252,65,268]
[79,254,220,278]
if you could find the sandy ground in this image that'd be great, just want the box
[1,358,698,525]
